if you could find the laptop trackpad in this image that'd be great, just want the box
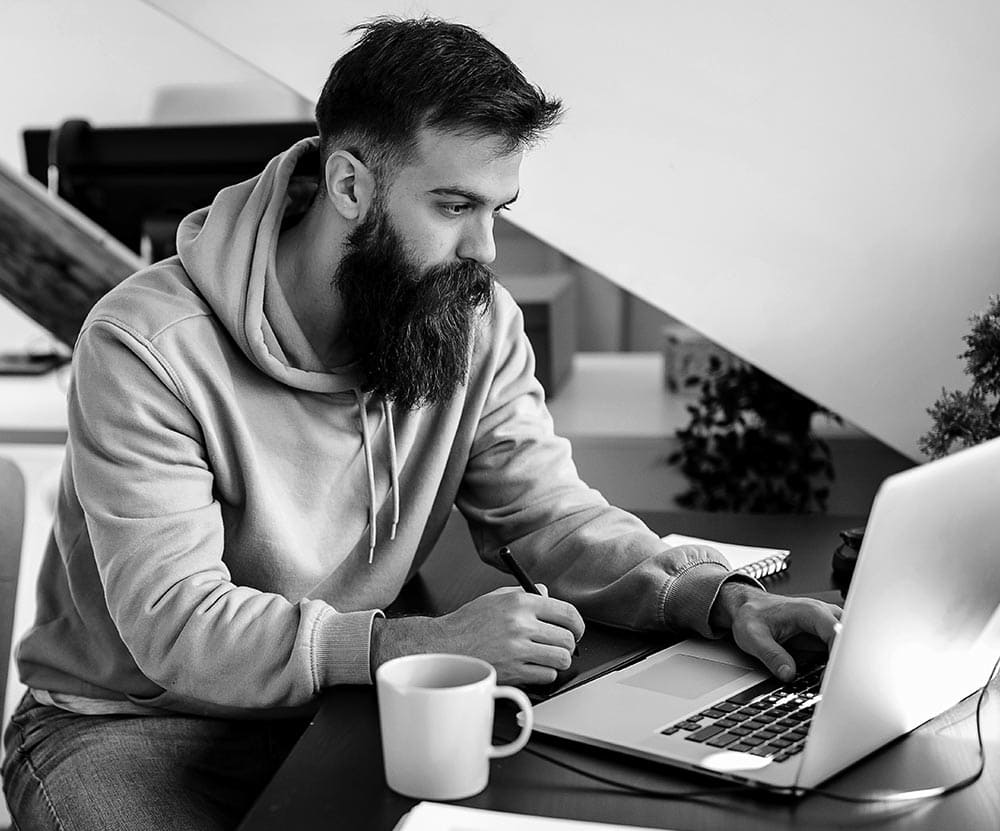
[620,654,754,699]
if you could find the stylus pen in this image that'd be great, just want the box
[498,546,579,656]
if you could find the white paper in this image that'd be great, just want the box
[661,533,788,571]
[394,801,675,831]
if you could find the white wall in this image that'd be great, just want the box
[0,0,309,352]
[0,0,312,172]
[140,0,1000,460]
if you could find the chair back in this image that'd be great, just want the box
[0,457,26,726]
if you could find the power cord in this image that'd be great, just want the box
[519,744,754,800]
[517,652,999,805]
[792,651,997,804]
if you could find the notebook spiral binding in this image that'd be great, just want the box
[735,553,789,579]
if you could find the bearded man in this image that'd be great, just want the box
[3,17,840,831]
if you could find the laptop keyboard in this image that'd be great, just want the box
[660,663,826,763]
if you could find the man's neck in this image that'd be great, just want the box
[274,201,354,368]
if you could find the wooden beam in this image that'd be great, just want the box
[0,159,142,347]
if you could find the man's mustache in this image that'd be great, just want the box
[389,259,495,316]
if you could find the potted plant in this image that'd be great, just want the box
[668,358,840,513]
[919,294,1000,459]
[836,294,1000,593]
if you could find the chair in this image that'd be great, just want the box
[0,457,26,728]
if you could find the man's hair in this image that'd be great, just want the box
[315,17,563,184]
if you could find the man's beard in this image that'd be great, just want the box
[332,203,494,410]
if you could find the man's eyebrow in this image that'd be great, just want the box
[428,187,519,208]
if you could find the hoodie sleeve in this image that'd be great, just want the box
[457,291,753,637]
[68,318,378,710]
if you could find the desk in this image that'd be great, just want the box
[238,511,999,830]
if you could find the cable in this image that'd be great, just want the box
[521,744,752,800]
[517,652,999,806]
[792,652,998,804]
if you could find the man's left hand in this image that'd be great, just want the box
[710,583,843,682]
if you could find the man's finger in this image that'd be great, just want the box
[525,640,574,671]
[532,620,578,654]
[771,599,842,646]
[532,596,585,641]
[792,602,842,646]
[516,664,559,686]
[742,619,797,681]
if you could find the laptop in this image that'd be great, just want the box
[532,436,1000,793]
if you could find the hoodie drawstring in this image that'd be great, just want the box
[355,389,377,563]
[354,390,400,564]
[382,399,399,542]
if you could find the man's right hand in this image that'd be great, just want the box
[370,586,585,685]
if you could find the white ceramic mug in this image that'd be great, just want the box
[375,653,534,800]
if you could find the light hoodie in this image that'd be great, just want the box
[17,138,739,718]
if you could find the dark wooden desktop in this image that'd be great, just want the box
[238,511,1000,830]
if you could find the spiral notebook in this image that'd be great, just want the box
[661,533,790,579]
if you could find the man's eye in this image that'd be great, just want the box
[492,204,511,216]
[441,204,471,216]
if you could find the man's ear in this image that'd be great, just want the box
[323,150,375,221]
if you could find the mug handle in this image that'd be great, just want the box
[489,686,534,759]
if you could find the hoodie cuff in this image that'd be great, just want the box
[661,560,731,637]
[312,607,386,689]
[660,558,766,638]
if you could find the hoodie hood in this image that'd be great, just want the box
[177,137,396,560]
[176,136,362,394]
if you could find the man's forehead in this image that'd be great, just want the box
[402,127,523,202]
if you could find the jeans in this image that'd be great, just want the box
[2,693,308,831]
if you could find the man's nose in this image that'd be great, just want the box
[457,217,497,265]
